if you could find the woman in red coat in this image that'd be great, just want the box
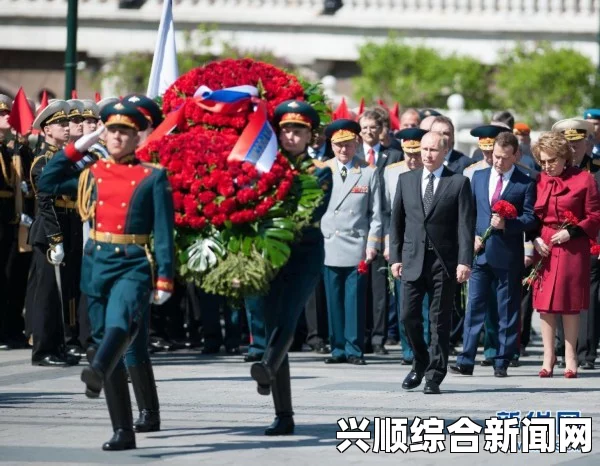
[532,132,600,378]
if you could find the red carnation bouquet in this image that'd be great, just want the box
[138,59,331,300]
[475,200,518,256]
[523,210,579,290]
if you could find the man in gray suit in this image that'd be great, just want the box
[321,119,382,365]
[390,131,475,394]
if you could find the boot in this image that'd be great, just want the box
[81,328,129,399]
[128,361,161,432]
[264,359,295,436]
[250,327,293,396]
[102,362,136,451]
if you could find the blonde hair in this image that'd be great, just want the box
[532,132,573,167]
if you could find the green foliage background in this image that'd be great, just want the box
[93,27,599,130]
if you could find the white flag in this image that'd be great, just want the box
[147,0,179,98]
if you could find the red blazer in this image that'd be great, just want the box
[533,167,600,312]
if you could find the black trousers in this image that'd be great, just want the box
[578,256,600,363]
[4,239,31,342]
[304,276,328,347]
[28,244,65,361]
[0,222,14,341]
[365,253,389,346]
[401,250,456,384]
[520,265,534,349]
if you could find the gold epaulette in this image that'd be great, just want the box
[312,159,327,169]
[385,161,406,171]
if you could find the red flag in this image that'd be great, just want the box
[39,89,49,113]
[94,92,101,103]
[377,99,388,109]
[333,98,351,121]
[390,102,400,130]
[71,89,78,99]
[8,87,35,135]
[356,98,365,121]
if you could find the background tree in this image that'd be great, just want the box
[353,35,493,109]
[493,42,599,128]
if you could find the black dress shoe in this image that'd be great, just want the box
[373,345,388,355]
[423,380,441,394]
[66,345,86,359]
[400,358,413,366]
[243,353,263,362]
[580,361,595,370]
[311,341,329,354]
[265,416,295,436]
[509,359,521,368]
[32,355,69,367]
[449,364,474,375]
[347,356,367,365]
[324,355,346,364]
[494,367,508,377]
[225,347,240,355]
[102,429,136,451]
[480,359,493,367]
[386,338,399,346]
[402,370,423,390]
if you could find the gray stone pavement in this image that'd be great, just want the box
[1,318,599,465]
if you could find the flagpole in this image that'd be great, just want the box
[64,0,78,99]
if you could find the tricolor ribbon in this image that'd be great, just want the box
[139,85,277,172]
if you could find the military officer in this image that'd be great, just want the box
[383,128,431,365]
[81,100,100,135]
[552,118,600,173]
[67,99,85,143]
[37,101,175,450]
[26,100,81,366]
[320,119,382,365]
[249,99,332,436]
[583,109,600,159]
[0,95,16,349]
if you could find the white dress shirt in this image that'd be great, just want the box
[488,165,515,204]
[362,143,381,164]
[421,165,445,197]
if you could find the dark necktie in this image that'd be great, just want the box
[491,174,503,206]
[341,166,347,182]
[423,173,435,215]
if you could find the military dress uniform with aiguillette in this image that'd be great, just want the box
[248,100,332,436]
[37,102,175,450]
[26,101,81,366]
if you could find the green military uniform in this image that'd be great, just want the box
[37,101,174,450]
[248,100,332,436]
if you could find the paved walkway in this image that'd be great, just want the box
[1,322,599,465]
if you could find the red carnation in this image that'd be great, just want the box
[211,214,227,226]
[236,187,259,204]
[591,240,600,255]
[197,191,216,205]
[357,260,369,275]
[202,203,218,218]
[491,200,518,219]
[563,210,579,226]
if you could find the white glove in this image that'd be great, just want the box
[20,213,33,228]
[152,290,172,306]
[74,126,104,153]
[49,243,64,265]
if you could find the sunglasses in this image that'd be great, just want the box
[539,157,560,167]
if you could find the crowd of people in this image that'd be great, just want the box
[1,88,600,448]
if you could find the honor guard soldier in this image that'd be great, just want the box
[552,118,600,173]
[37,100,175,450]
[383,128,431,365]
[0,95,17,349]
[583,109,600,159]
[81,100,100,135]
[67,99,85,143]
[320,119,382,366]
[26,100,80,366]
[249,99,332,435]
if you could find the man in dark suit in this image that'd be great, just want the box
[390,131,475,394]
[356,109,403,354]
[430,116,475,174]
[450,132,537,377]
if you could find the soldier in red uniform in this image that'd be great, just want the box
[37,101,175,450]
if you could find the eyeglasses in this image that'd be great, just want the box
[539,157,560,167]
